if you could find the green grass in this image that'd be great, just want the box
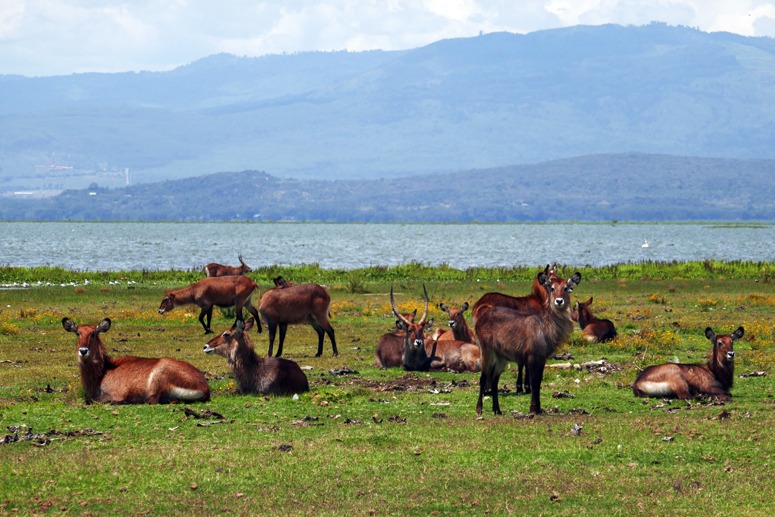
[1,263,774,515]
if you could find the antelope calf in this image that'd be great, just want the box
[258,283,337,357]
[158,275,261,334]
[204,318,309,396]
[475,270,581,415]
[204,254,252,277]
[63,317,210,404]
[571,297,618,343]
[632,326,743,401]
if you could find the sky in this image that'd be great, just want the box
[2,0,775,77]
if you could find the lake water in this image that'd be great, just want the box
[1,222,772,271]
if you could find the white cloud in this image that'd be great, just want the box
[1,0,774,76]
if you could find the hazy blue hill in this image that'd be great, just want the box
[1,23,775,190]
[2,154,772,222]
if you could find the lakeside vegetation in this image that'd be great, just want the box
[1,261,774,514]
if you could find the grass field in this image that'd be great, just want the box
[0,262,774,515]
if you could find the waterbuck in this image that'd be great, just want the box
[63,317,210,404]
[203,254,252,277]
[204,318,309,396]
[471,264,559,393]
[571,297,618,343]
[434,302,476,343]
[374,309,417,368]
[158,275,261,334]
[475,270,582,415]
[258,283,337,357]
[632,326,743,401]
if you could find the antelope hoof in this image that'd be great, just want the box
[204,329,213,335]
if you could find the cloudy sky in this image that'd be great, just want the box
[2,0,775,77]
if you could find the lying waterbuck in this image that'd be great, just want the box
[434,302,476,343]
[374,309,417,368]
[571,297,618,343]
[158,276,260,334]
[204,318,309,396]
[632,326,743,401]
[203,254,252,277]
[258,283,337,357]
[63,317,210,404]
[475,270,582,415]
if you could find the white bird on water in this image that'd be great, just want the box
[641,239,650,248]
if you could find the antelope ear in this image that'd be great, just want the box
[732,327,744,341]
[438,302,448,312]
[234,319,246,334]
[97,318,112,333]
[538,271,549,285]
[705,327,716,341]
[62,318,77,333]
[570,272,582,286]
[461,301,469,312]
[424,318,434,329]
[587,297,593,305]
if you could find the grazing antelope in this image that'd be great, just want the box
[204,254,252,277]
[434,302,476,343]
[204,318,309,396]
[390,287,480,372]
[258,283,337,358]
[158,276,261,334]
[632,326,743,401]
[471,264,559,393]
[571,297,618,343]
[62,317,210,404]
[375,309,417,368]
[475,270,582,415]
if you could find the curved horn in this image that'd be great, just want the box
[418,284,429,325]
[390,286,412,326]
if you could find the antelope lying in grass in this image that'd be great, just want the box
[63,317,210,404]
[571,297,618,343]
[375,309,417,368]
[632,326,743,401]
[204,318,309,396]
[433,302,476,343]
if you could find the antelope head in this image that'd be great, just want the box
[390,285,433,349]
[705,326,743,365]
[238,254,252,273]
[439,301,469,330]
[62,317,111,362]
[539,270,581,311]
[204,318,255,360]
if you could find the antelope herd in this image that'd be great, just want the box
[61,253,747,415]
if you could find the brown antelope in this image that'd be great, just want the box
[471,264,559,393]
[374,309,417,368]
[632,326,743,401]
[258,283,337,357]
[204,318,309,395]
[158,275,261,334]
[475,270,582,415]
[62,317,210,404]
[434,302,476,343]
[390,287,480,372]
[204,254,252,277]
[571,297,618,343]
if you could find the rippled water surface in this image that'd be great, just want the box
[1,222,772,271]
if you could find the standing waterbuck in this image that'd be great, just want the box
[63,317,210,404]
[204,318,309,395]
[632,326,744,401]
[475,270,582,415]
[258,283,337,357]
[158,276,261,334]
[203,254,252,277]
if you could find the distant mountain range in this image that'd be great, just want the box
[2,153,773,222]
[2,22,775,198]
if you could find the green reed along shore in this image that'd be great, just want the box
[1,261,773,515]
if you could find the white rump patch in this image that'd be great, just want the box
[167,387,208,401]
[637,381,674,396]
